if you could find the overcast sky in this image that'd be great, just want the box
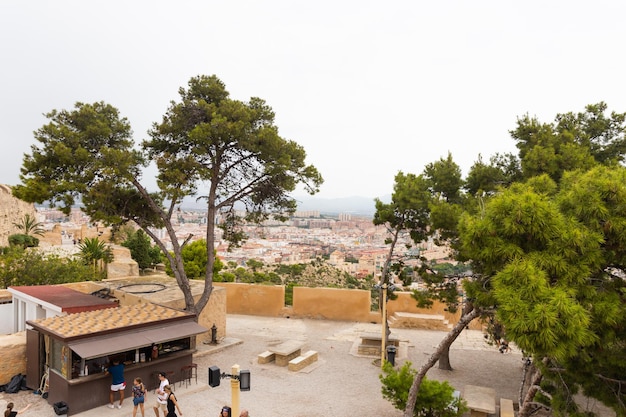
[2,1,625,199]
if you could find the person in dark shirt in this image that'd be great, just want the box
[106,358,126,409]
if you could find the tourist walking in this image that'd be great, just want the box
[163,385,182,417]
[132,377,147,417]
[153,372,170,417]
[219,406,232,417]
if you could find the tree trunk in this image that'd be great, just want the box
[518,358,547,417]
[403,306,481,417]
[438,345,452,371]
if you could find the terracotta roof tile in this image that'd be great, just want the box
[29,304,191,339]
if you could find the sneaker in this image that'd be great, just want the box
[116,404,122,409]
[107,404,115,409]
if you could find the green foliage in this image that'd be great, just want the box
[8,234,39,248]
[423,152,464,204]
[13,214,45,237]
[78,237,113,278]
[510,102,626,182]
[0,247,97,288]
[380,361,467,417]
[13,75,322,315]
[458,166,626,415]
[215,271,235,282]
[122,229,162,270]
[465,153,522,196]
[165,240,224,279]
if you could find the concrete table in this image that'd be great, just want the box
[268,340,303,366]
[463,385,496,417]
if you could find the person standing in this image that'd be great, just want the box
[132,377,147,417]
[163,385,182,417]
[153,372,170,417]
[219,406,232,417]
[239,410,249,417]
[106,358,126,409]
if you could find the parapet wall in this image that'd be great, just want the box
[214,282,477,328]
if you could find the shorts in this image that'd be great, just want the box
[154,400,167,410]
[111,382,126,392]
[133,396,145,406]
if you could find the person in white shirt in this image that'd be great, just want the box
[153,372,170,417]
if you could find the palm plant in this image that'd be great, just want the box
[78,237,114,277]
[13,213,45,237]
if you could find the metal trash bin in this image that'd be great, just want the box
[386,345,397,366]
[53,401,68,415]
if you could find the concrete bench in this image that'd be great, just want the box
[258,350,275,364]
[463,385,496,417]
[288,350,318,372]
[357,332,401,356]
[500,398,514,417]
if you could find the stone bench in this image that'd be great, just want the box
[500,398,514,417]
[464,385,496,417]
[288,350,318,372]
[357,332,401,356]
[257,350,276,364]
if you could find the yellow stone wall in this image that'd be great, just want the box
[0,185,37,247]
[213,282,285,317]
[292,286,373,321]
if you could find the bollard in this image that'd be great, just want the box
[386,345,397,367]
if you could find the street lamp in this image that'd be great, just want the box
[209,364,250,416]
[374,282,396,368]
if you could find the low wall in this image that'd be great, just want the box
[214,283,477,326]
[292,287,372,322]
[213,282,284,317]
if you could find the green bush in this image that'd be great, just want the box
[380,361,467,417]
[0,246,97,288]
[8,234,39,248]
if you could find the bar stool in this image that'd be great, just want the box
[180,363,198,388]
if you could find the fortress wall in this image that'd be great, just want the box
[214,282,285,317]
[0,185,37,247]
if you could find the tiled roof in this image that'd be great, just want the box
[29,303,192,340]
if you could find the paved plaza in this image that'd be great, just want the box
[4,314,527,417]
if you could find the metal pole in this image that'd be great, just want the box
[381,283,387,368]
[231,364,240,417]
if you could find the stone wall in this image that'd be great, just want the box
[0,185,37,247]
[213,282,285,317]
[0,332,27,386]
[106,245,139,278]
[292,286,373,321]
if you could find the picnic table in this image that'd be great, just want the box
[463,385,496,417]
[268,340,304,366]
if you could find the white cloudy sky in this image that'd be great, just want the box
[1,1,625,199]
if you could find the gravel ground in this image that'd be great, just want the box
[0,314,610,417]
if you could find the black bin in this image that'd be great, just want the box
[53,401,68,415]
[386,345,397,366]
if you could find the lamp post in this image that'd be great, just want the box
[208,364,251,417]
[230,364,241,417]
[380,282,388,368]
